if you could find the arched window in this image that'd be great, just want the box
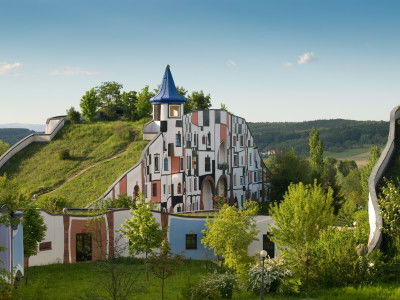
[164,157,169,171]
[177,182,182,194]
[202,135,206,145]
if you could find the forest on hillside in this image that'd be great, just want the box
[248,119,388,155]
[0,128,36,145]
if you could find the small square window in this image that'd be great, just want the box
[169,105,181,118]
[186,233,197,250]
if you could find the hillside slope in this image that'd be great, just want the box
[0,120,148,207]
[248,119,388,156]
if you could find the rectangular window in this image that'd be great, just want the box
[233,174,237,186]
[194,178,198,191]
[154,155,160,172]
[263,234,275,258]
[233,136,237,146]
[249,153,253,166]
[240,135,244,147]
[203,110,209,126]
[193,133,197,146]
[152,183,157,197]
[39,241,52,251]
[205,156,211,172]
[192,156,197,170]
[164,158,169,171]
[176,132,182,147]
[169,104,181,118]
[163,184,166,194]
[185,233,197,250]
[187,156,191,170]
[180,157,184,171]
[234,153,239,167]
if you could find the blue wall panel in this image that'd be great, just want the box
[168,217,215,260]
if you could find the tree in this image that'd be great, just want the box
[23,205,46,284]
[338,168,364,224]
[265,150,312,202]
[36,195,70,214]
[185,91,212,113]
[135,86,154,119]
[119,194,165,279]
[66,107,81,123]
[0,176,27,226]
[120,91,138,121]
[80,88,99,122]
[270,182,335,288]
[96,81,123,120]
[309,128,324,178]
[147,239,183,300]
[0,140,9,156]
[202,201,259,276]
[338,160,357,177]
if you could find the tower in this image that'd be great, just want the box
[149,65,186,125]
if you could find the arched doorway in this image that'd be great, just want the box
[200,176,215,210]
[216,175,227,198]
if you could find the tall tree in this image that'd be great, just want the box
[96,81,124,120]
[120,91,138,121]
[119,194,165,279]
[202,201,259,276]
[80,88,99,122]
[0,140,9,156]
[23,205,47,271]
[135,86,154,119]
[270,182,335,289]
[309,128,324,177]
[0,176,27,226]
[265,150,312,202]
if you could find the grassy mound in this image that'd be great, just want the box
[0,120,148,207]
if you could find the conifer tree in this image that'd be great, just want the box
[309,128,324,177]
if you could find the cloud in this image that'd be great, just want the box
[49,67,98,76]
[226,59,237,67]
[297,52,315,65]
[284,52,316,67]
[0,62,22,75]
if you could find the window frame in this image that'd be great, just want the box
[185,233,198,250]
[168,104,181,118]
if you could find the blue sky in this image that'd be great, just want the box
[0,0,399,124]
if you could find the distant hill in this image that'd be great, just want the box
[0,128,37,145]
[0,123,45,132]
[248,119,388,156]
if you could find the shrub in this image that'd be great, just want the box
[58,149,71,160]
[180,272,236,300]
[0,140,9,156]
[66,107,81,123]
[247,257,292,294]
[104,194,135,209]
[37,195,70,213]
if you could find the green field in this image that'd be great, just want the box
[11,260,400,300]
[0,120,148,207]
[325,147,371,167]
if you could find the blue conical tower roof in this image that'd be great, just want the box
[150,65,187,104]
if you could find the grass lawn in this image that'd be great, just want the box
[11,260,400,300]
[0,120,148,207]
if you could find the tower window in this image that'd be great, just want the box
[176,132,182,147]
[153,104,161,121]
[177,183,182,194]
[169,105,181,118]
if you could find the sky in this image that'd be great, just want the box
[0,0,399,124]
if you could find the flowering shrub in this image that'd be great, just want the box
[247,257,292,294]
[180,272,236,300]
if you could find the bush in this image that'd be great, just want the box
[66,107,81,123]
[247,257,292,294]
[103,194,134,209]
[59,149,71,160]
[37,195,70,213]
[180,272,236,300]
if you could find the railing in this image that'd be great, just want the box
[0,116,66,170]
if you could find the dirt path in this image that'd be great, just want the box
[41,149,128,196]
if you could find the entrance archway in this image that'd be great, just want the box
[200,176,215,210]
